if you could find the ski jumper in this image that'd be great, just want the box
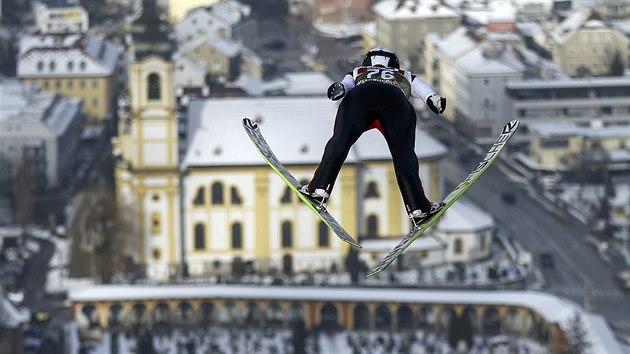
[308,66,439,213]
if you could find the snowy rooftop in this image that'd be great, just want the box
[231,72,332,96]
[430,27,479,59]
[455,46,524,75]
[528,121,630,140]
[17,33,122,78]
[183,97,447,168]
[66,284,621,353]
[463,0,516,25]
[552,8,612,44]
[66,285,575,322]
[505,75,630,89]
[372,0,459,20]
[0,79,81,133]
[180,35,241,57]
[437,198,494,232]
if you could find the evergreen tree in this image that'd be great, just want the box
[345,247,361,284]
[608,50,625,77]
[564,311,591,354]
[292,318,307,354]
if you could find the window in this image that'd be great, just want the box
[366,215,378,237]
[152,193,160,202]
[454,238,463,254]
[232,223,242,249]
[480,233,487,251]
[194,223,205,250]
[230,187,242,205]
[80,61,86,70]
[152,248,161,260]
[148,73,161,100]
[67,61,74,71]
[67,80,73,89]
[37,61,44,72]
[49,61,56,71]
[193,187,205,205]
[92,98,98,108]
[281,221,292,248]
[280,186,292,204]
[80,80,85,88]
[56,80,61,89]
[318,222,329,247]
[540,139,569,149]
[151,212,161,234]
[43,80,50,89]
[92,80,98,89]
[364,182,379,198]
[211,182,224,204]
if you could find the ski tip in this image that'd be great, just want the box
[502,120,520,134]
[243,118,257,130]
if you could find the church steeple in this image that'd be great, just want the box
[130,0,174,60]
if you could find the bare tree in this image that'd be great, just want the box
[69,187,132,283]
[13,151,35,228]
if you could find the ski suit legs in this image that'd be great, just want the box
[309,82,432,213]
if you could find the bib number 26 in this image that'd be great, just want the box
[366,68,395,80]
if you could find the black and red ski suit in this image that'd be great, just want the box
[308,66,441,214]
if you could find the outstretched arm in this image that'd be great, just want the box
[410,75,446,115]
[327,73,355,100]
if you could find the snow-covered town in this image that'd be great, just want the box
[0,0,629,353]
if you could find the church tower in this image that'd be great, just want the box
[114,0,181,280]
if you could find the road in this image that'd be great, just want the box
[427,121,630,334]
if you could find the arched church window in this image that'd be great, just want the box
[148,73,161,100]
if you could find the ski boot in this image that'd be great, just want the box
[409,202,445,228]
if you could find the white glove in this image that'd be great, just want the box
[426,94,446,114]
[327,82,345,101]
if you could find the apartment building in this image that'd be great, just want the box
[505,76,630,131]
[527,121,630,171]
[0,79,83,189]
[371,0,460,71]
[552,8,629,77]
[17,33,123,124]
[32,0,89,34]
[173,0,254,45]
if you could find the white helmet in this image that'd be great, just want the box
[362,47,400,68]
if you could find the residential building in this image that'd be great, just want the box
[371,0,460,71]
[551,8,629,77]
[0,79,83,190]
[167,0,219,24]
[526,121,630,171]
[179,36,243,82]
[505,75,630,142]
[425,27,524,140]
[17,33,123,124]
[305,0,375,24]
[32,0,89,34]
[173,0,254,44]
[114,0,181,280]
[571,0,630,20]
[173,52,210,102]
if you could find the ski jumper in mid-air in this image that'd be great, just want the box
[300,47,448,226]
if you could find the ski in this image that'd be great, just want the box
[242,118,361,249]
[366,120,520,277]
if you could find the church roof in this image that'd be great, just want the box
[183,96,447,168]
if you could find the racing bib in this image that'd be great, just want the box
[354,67,412,97]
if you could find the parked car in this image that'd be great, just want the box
[615,270,630,291]
[540,253,554,268]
